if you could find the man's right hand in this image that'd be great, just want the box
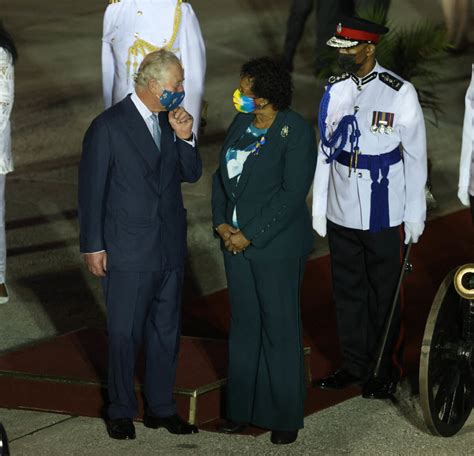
[84,251,108,277]
[215,223,240,242]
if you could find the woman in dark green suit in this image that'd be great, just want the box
[212,57,317,445]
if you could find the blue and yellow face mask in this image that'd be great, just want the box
[232,88,257,113]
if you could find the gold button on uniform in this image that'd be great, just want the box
[134,32,139,38]
[137,10,143,15]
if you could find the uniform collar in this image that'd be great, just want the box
[350,61,381,90]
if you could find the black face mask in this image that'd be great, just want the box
[337,53,363,73]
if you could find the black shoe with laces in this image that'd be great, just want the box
[143,414,198,434]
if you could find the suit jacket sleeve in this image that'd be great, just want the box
[78,118,113,253]
[211,166,227,228]
[241,120,317,248]
[177,138,202,183]
[399,82,427,224]
[180,2,206,137]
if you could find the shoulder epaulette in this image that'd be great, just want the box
[109,0,120,4]
[379,72,404,91]
[327,73,350,85]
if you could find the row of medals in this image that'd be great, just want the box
[371,122,393,135]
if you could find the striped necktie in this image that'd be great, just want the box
[151,113,161,150]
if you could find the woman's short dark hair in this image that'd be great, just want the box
[0,22,17,64]
[241,57,292,111]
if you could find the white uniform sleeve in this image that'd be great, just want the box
[312,142,331,219]
[458,65,474,193]
[102,6,115,109]
[399,83,427,224]
[179,2,206,137]
[0,50,13,134]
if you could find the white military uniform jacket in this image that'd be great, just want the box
[0,48,14,174]
[312,62,427,230]
[102,0,206,136]
[458,64,474,199]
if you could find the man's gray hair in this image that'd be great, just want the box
[135,50,181,87]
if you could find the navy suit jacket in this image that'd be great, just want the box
[78,95,202,271]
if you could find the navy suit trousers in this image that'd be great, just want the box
[102,268,184,419]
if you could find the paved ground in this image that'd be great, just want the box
[0,0,473,454]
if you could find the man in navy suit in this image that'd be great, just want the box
[78,49,202,440]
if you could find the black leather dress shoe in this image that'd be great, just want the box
[362,376,397,399]
[107,418,136,440]
[271,430,298,445]
[313,369,361,390]
[143,414,198,434]
[217,420,248,434]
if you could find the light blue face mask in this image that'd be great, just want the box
[158,81,185,111]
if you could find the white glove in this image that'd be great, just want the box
[458,186,470,206]
[313,215,327,237]
[404,221,425,245]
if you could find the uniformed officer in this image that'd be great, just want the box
[102,0,206,137]
[312,16,427,398]
[458,63,474,221]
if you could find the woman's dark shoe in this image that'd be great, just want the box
[143,414,198,434]
[271,430,298,444]
[217,420,248,434]
[107,418,136,440]
[313,368,361,390]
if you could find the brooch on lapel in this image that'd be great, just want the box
[281,125,289,137]
[371,111,394,134]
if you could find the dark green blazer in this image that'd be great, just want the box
[212,109,317,260]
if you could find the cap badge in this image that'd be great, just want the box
[337,23,342,33]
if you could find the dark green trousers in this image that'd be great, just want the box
[223,254,307,431]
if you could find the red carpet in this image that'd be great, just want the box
[0,209,472,430]
[183,209,473,377]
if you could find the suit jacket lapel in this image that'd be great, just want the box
[119,96,160,174]
[234,110,288,199]
[219,114,253,199]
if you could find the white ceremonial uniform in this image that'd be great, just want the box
[458,64,474,206]
[0,47,14,285]
[102,0,206,136]
[312,61,427,231]
[0,48,14,175]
